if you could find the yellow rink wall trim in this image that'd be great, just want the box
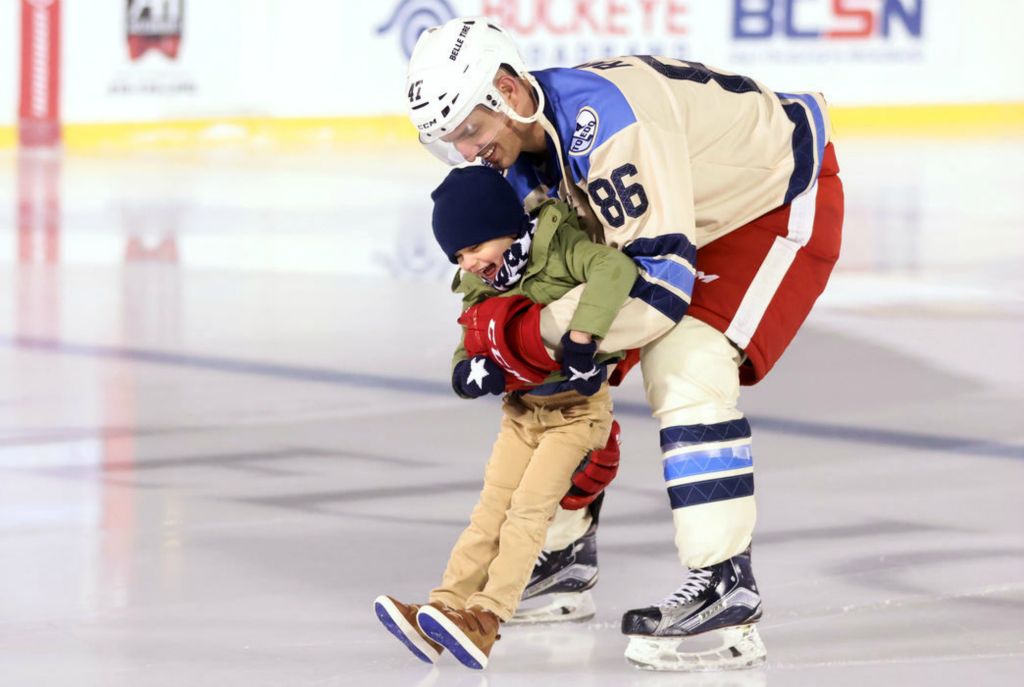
[59,116,419,150]
[830,103,1024,136]
[1,104,1022,150]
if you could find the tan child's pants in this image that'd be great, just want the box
[429,385,613,620]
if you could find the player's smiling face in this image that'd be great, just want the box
[480,122,524,170]
[441,108,531,170]
[456,236,516,284]
[443,107,512,167]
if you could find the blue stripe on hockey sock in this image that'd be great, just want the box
[667,474,755,509]
[660,418,752,452]
[663,443,753,482]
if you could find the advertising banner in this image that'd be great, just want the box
[109,0,193,95]
[1,1,1020,128]
[61,0,254,122]
[368,0,1021,108]
[370,0,1015,106]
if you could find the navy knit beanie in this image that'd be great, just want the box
[431,166,530,264]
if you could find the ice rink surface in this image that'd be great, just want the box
[0,135,1022,686]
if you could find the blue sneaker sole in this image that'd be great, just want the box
[374,600,434,664]
[416,610,485,670]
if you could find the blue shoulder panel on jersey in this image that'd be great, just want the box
[505,132,563,203]
[504,161,544,204]
[533,68,638,183]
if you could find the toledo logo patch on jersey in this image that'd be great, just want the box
[569,107,599,156]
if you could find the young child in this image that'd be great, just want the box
[374,166,639,670]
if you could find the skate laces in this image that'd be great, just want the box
[658,568,714,608]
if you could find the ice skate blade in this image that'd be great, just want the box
[507,590,596,625]
[624,624,767,672]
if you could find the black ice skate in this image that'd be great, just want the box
[621,547,767,671]
[508,493,603,624]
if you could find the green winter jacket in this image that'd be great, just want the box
[451,199,639,376]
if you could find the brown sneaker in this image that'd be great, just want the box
[416,605,501,670]
[373,595,444,664]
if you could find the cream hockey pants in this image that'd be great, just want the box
[542,316,754,569]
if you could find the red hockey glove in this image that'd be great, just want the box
[560,420,621,510]
[459,295,559,391]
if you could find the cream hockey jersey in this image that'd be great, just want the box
[505,56,831,349]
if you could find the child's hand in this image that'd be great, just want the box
[560,332,602,396]
[452,356,506,398]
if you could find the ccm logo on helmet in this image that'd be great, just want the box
[450,22,471,61]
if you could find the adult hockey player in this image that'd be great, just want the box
[405,18,844,671]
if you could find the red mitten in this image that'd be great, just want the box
[459,295,559,391]
[560,420,621,510]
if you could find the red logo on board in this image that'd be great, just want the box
[126,0,184,60]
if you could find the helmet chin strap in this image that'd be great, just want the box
[502,73,547,126]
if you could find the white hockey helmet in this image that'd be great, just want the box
[405,17,545,164]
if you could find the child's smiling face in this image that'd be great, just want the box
[456,235,516,284]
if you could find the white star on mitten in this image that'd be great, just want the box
[466,357,491,388]
[568,365,600,381]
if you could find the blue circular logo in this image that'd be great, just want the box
[377,0,457,60]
